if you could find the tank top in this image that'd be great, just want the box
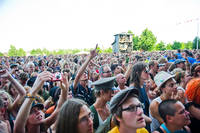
[150,96,162,132]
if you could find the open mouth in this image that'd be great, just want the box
[137,117,144,122]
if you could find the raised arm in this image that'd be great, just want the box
[14,71,53,133]
[0,69,26,96]
[124,57,136,80]
[43,72,69,129]
[0,70,26,113]
[73,44,98,90]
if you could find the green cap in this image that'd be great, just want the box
[91,77,115,90]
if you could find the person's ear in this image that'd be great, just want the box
[166,115,174,123]
[115,114,122,122]
[100,90,104,95]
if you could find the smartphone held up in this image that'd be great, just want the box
[51,72,62,82]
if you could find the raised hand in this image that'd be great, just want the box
[62,72,69,90]
[89,44,98,59]
[0,69,11,79]
[31,71,53,95]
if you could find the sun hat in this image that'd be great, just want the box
[154,71,175,90]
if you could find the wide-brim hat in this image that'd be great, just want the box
[154,71,175,90]
[110,87,139,114]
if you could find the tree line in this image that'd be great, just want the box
[1,28,199,57]
[128,28,199,51]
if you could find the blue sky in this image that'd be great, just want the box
[0,0,200,52]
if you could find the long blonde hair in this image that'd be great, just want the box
[0,90,13,109]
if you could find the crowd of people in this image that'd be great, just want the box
[0,46,200,133]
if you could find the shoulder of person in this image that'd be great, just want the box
[136,128,149,133]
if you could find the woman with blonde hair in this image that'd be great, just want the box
[0,69,26,133]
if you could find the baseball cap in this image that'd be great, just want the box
[31,101,44,110]
[174,59,185,65]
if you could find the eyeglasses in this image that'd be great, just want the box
[122,103,144,112]
[79,112,94,124]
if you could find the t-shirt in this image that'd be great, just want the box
[71,83,94,106]
[108,126,149,133]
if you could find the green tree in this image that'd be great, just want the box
[71,49,81,54]
[42,48,51,55]
[8,45,18,57]
[193,36,200,49]
[166,43,172,50]
[171,41,182,50]
[17,48,26,56]
[96,47,103,54]
[35,48,43,55]
[0,52,4,56]
[139,28,157,51]
[103,47,112,53]
[57,49,66,55]
[155,41,166,51]
[181,41,193,50]
[127,30,133,34]
[132,35,140,50]
[30,49,37,56]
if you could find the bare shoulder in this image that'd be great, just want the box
[150,99,159,110]
[149,99,160,118]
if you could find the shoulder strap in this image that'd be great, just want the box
[161,124,170,133]
[90,105,99,130]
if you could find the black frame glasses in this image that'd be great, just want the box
[122,103,144,112]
